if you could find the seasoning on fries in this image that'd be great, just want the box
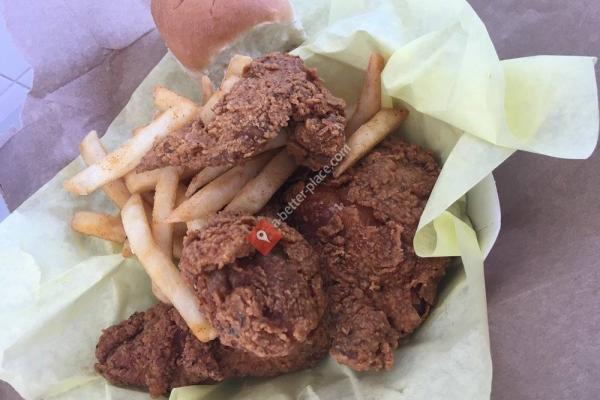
[64,101,200,195]
[79,131,131,209]
[121,194,216,342]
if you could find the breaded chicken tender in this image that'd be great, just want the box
[139,53,346,172]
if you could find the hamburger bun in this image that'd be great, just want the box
[151,0,305,84]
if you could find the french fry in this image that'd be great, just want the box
[125,169,162,193]
[79,131,131,209]
[138,201,167,302]
[185,165,232,198]
[345,53,386,136]
[71,211,126,244]
[173,238,183,260]
[200,75,214,106]
[167,151,274,223]
[123,163,201,257]
[220,75,241,93]
[173,186,188,241]
[141,200,171,302]
[200,55,253,124]
[226,149,298,215]
[151,167,179,305]
[152,282,171,304]
[224,55,253,79]
[187,217,210,232]
[184,131,288,198]
[121,195,217,342]
[64,101,200,195]
[152,167,179,258]
[199,78,236,124]
[125,167,194,194]
[334,109,408,178]
[154,86,199,112]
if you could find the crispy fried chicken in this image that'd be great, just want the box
[139,53,346,172]
[179,214,326,358]
[96,303,330,397]
[284,137,450,371]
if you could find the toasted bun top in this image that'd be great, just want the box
[151,0,294,72]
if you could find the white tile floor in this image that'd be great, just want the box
[0,10,31,221]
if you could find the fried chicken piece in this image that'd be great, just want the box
[179,214,326,358]
[284,137,450,371]
[95,303,330,397]
[139,53,346,172]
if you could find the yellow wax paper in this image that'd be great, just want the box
[0,0,597,399]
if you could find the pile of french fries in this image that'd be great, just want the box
[64,52,407,343]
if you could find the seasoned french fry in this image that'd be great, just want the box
[226,149,298,215]
[200,55,253,124]
[200,75,214,106]
[185,165,232,198]
[168,151,274,223]
[184,131,288,198]
[125,169,162,193]
[71,211,126,244]
[154,86,199,112]
[152,167,179,258]
[345,53,386,136]
[64,101,200,195]
[141,201,171,302]
[125,183,184,260]
[121,195,217,342]
[147,167,180,305]
[125,167,194,194]
[334,109,408,178]
[79,131,131,209]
